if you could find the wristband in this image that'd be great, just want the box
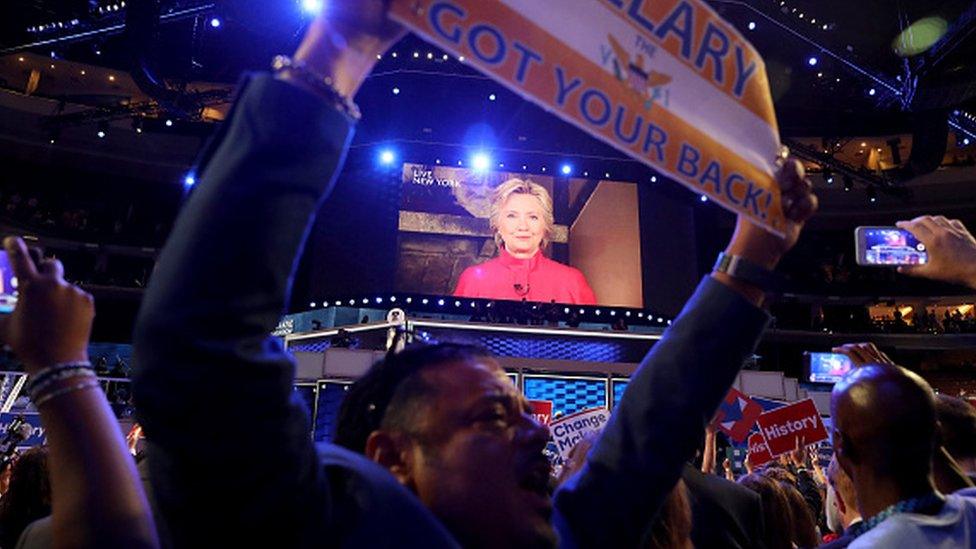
[713,252,785,292]
[27,361,93,394]
[271,55,361,121]
[32,379,101,408]
[29,368,96,400]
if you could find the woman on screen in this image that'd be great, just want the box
[453,178,597,304]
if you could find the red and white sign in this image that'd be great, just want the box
[755,398,828,456]
[746,432,774,468]
[529,400,554,426]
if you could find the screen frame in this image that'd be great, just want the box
[803,351,853,385]
[854,225,928,267]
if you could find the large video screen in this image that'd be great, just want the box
[394,163,643,307]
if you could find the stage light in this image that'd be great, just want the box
[868,88,876,96]
[595,310,601,315]
[422,298,429,304]
[405,297,412,303]
[458,55,465,61]
[437,299,444,306]
[435,159,440,164]
[183,173,196,187]
[625,311,631,317]
[309,302,316,307]
[637,312,644,318]
[560,164,572,175]
[650,175,657,182]
[334,301,341,306]
[165,119,173,127]
[413,52,419,58]
[378,148,396,165]
[843,175,853,192]
[301,0,323,15]
[209,17,221,28]
[391,52,397,57]
[605,172,610,178]
[470,302,475,307]
[442,54,448,60]
[375,297,383,304]
[392,87,400,95]
[700,195,708,202]
[866,185,877,203]
[564,307,570,314]
[579,309,585,314]
[390,296,396,302]
[667,319,672,325]
[610,311,616,316]
[348,299,355,305]
[822,24,828,30]
[823,167,834,184]
[964,138,971,146]
[488,93,496,101]
[657,317,664,323]
[807,56,818,66]
[541,167,547,172]
[454,300,461,307]
[471,152,491,172]
[97,129,106,139]
[747,21,756,30]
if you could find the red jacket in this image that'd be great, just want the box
[453,247,597,305]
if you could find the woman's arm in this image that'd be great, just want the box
[1,237,157,548]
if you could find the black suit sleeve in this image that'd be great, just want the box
[131,74,354,547]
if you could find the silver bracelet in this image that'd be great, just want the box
[32,378,102,408]
[29,368,96,400]
[271,55,361,120]
[27,361,93,393]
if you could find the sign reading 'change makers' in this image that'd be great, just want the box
[391,0,786,236]
[549,407,610,460]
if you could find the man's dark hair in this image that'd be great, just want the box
[936,394,976,459]
[334,343,492,453]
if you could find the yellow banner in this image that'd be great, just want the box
[391,0,786,235]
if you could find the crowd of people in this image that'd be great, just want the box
[0,2,975,548]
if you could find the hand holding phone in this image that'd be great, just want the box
[895,216,976,290]
[855,226,927,266]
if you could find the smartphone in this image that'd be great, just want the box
[855,226,927,266]
[804,352,853,384]
[0,251,17,314]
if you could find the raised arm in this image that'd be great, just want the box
[554,160,817,547]
[130,5,402,546]
[1,238,157,548]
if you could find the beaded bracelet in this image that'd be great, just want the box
[26,361,92,394]
[271,55,362,120]
[32,378,102,408]
[29,368,96,400]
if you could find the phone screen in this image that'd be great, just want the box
[861,228,928,266]
[806,352,853,384]
[0,251,18,313]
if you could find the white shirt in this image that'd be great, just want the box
[849,490,976,548]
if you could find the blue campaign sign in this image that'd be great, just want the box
[0,413,46,448]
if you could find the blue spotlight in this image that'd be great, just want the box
[471,152,491,172]
[807,56,818,66]
[209,17,221,28]
[301,0,323,15]
[560,164,572,175]
[183,173,196,187]
[488,93,496,101]
[378,148,396,166]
